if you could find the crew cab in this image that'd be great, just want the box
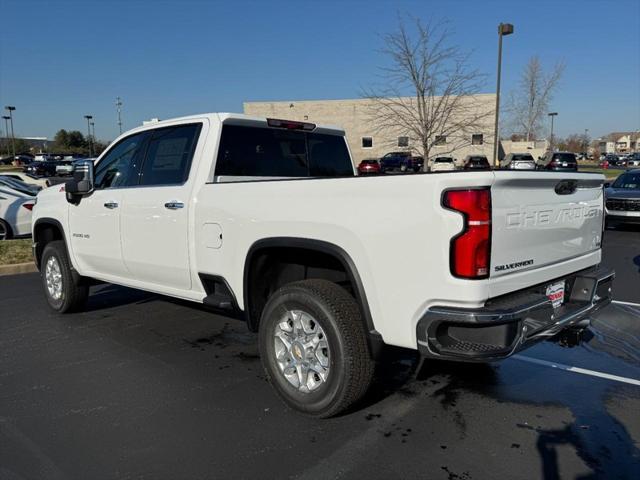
[32,113,613,417]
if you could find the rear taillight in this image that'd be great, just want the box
[22,203,34,211]
[443,188,491,279]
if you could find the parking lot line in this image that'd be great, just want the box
[612,300,640,308]
[512,355,640,387]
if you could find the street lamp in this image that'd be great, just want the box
[548,112,558,151]
[4,106,16,159]
[493,23,514,167]
[84,115,93,157]
[1,116,11,157]
[584,128,589,157]
[116,96,123,134]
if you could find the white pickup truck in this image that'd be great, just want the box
[32,113,613,417]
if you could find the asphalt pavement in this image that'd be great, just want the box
[0,228,638,479]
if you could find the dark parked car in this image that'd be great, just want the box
[463,155,491,170]
[357,159,381,175]
[604,169,640,227]
[538,152,578,171]
[24,160,60,177]
[379,151,424,173]
[605,154,623,167]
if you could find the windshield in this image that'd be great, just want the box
[435,158,453,163]
[612,173,640,190]
[0,177,39,195]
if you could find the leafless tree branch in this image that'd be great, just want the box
[362,16,490,164]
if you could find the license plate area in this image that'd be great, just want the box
[546,280,566,309]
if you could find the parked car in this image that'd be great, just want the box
[0,186,34,240]
[32,112,613,417]
[24,160,60,177]
[379,151,423,173]
[55,160,76,176]
[625,153,640,167]
[599,159,609,169]
[430,156,456,172]
[0,176,41,196]
[604,169,640,227]
[501,153,536,170]
[462,155,491,170]
[13,154,34,166]
[0,172,50,188]
[357,159,381,175]
[538,152,578,171]
[605,154,622,167]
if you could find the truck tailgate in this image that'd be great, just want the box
[491,172,604,278]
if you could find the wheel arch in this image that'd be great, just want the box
[33,218,67,270]
[242,237,382,356]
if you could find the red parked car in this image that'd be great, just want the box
[357,159,381,175]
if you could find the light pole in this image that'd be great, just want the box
[493,23,514,167]
[84,115,93,157]
[1,116,10,157]
[584,128,589,156]
[116,97,123,134]
[4,106,16,158]
[548,112,558,151]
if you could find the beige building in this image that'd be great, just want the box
[598,132,640,154]
[244,95,496,166]
[500,139,549,160]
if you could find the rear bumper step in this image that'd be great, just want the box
[416,266,614,361]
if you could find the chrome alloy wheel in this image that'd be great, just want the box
[273,310,330,393]
[0,222,6,240]
[45,256,63,300]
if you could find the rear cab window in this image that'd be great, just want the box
[214,123,353,181]
[552,153,577,162]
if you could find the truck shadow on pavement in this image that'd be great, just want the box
[76,285,639,479]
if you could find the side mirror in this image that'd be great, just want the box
[603,182,610,188]
[65,160,94,204]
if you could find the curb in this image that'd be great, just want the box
[0,263,38,277]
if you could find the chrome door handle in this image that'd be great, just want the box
[164,201,184,210]
[104,201,119,209]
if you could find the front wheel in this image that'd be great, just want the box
[258,279,374,418]
[41,240,89,313]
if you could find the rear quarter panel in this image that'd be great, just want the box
[194,172,495,349]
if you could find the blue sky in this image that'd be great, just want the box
[1,0,638,141]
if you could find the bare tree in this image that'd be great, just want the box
[362,18,491,165]
[507,56,565,141]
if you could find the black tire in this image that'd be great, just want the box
[258,279,374,418]
[41,240,89,313]
[0,219,12,240]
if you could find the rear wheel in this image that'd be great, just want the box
[41,240,89,313]
[259,279,374,418]
[0,219,12,240]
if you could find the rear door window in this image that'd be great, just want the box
[139,124,202,186]
[214,124,353,178]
